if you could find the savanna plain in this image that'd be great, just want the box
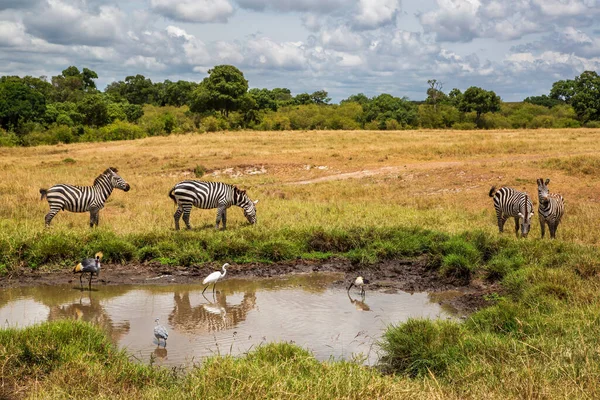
[2,128,600,399]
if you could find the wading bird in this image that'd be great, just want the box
[154,318,168,347]
[202,263,229,296]
[73,252,102,290]
[347,276,370,296]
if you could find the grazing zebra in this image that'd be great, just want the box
[168,180,258,230]
[537,178,565,239]
[489,186,534,238]
[40,167,131,227]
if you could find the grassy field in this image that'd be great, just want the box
[3,129,600,398]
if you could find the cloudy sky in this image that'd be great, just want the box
[0,0,599,102]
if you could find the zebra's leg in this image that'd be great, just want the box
[549,222,557,239]
[514,217,520,238]
[216,206,227,230]
[174,206,183,230]
[44,208,61,227]
[89,208,100,228]
[539,216,546,238]
[497,215,507,233]
[182,204,192,230]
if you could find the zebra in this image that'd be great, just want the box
[40,167,130,227]
[168,180,258,230]
[489,186,534,238]
[537,178,565,239]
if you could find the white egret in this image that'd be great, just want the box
[202,263,229,295]
[347,276,370,296]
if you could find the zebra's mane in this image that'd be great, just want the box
[94,167,118,186]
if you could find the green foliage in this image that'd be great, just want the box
[77,94,110,127]
[0,76,47,131]
[193,165,207,178]
[524,94,563,108]
[0,128,18,146]
[190,65,249,117]
[458,86,502,126]
[378,319,465,377]
[551,71,600,122]
[82,121,146,142]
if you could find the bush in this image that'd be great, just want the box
[0,128,18,147]
[452,122,477,130]
[82,121,146,142]
[379,319,465,377]
[194,165,207,178]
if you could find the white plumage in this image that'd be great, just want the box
[154,318,168,347]
[202,263,229,295]
[347,276,370,296]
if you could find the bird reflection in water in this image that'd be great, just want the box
[153,346,168,360]
[347,291,371,311]
[47,293,130,342]
[169,289,256,334]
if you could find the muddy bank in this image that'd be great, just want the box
[0,258,496,314]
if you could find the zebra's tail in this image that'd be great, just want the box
[488,186,497,197]
[168,187,177,204]
[39,188,48,200]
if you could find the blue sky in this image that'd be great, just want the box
[0,0,599,102]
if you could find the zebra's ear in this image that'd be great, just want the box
[253,199,259,204]
[240,189,247,195]
[545,178,550,186]
[536,178,541,185]
[109,167,118,173]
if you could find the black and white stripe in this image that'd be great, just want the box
[169,180,258,230]
[40,167,130,227]
[537,178,565,239]
[489,186,534,238]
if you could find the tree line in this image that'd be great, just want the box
[0,65,599,147]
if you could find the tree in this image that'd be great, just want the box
[161,80,198,107]
[448,88,463,108]
[0,77,46,131]
[294,93,312,105]
[51,66,99,102]
[550,79,576,104]
[77,94,109,127]
[121,75,158,105]
[271,88,294,106]
[363,93,418,128]
[341,93,370,106]
[458,86,501,125]
[189,65,248,117]
[310,90,331,105]
[426,79,448,111]
[569,71,600,122]
[524,94,563,108]
[248,88,278,111]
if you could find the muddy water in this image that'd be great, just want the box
[0,273,454,366]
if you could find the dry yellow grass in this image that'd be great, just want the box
[1,128,599,244]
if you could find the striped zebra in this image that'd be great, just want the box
[168,180,258,230]
[537,178,565,239]
[489,186,534,238]
[40,167,130,227]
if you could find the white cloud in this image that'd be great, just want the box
[24,0,124,46]
[235,0,347,13]
[0,21,28,47]
[150,0,234,23]
[124,55,167,71]
[246,37,307,70]
[353,0,401,30]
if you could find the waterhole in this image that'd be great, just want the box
[0,273,455,366]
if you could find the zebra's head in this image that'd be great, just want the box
[518,194,534,238]
[537,178,550,204]
[235,187,258,224]
[107,167,131,192]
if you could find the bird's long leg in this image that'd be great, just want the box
[89,273,93,290]
[213,282,217,296]
[79,274,83,290]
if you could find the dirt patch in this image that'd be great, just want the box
[0,258,495,315]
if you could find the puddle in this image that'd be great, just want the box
[0,273,454,366]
